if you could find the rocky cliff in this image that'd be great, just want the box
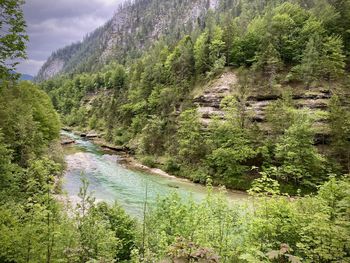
[36,0,223,81]
[193,70,341,144]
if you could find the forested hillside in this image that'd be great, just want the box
[37,0,350,81]
[1,0,350,262]
[36,0,222,80]
[41,0,350,193]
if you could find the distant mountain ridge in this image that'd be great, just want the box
[20,74,34,81]
[36,0,226,81]
[9,71,34,81]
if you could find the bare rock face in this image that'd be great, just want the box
[37,58,64,81]
[194,71,237,123]
[37,0,220,81]
[193,70,339,144]
[247,100,270,122]
[101,0,218,61]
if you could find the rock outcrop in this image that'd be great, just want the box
[194,71,237,125]
[36,0,222,81]
[61,137,75,145]
[193,70,338,144]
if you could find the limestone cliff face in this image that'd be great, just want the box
[37,58,65,80]
[36,0,221,81]
[193,70,335,144]
[194,71,237,125]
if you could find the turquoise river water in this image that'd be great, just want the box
[62,131,247,218]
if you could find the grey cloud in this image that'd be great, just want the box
[17,0,124,76]
[18,59,47,76]
[23,0,118,23]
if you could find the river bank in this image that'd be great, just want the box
[60,129,249,197]
[60,130,248,217]
[61,129,180,178]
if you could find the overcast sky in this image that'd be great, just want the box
[17,0,124,76]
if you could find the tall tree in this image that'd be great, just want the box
[275,110,325,186]
[328,0,350,61]
[194,31,210,75]
[296,36,322,87]
[321,35,346,81]
[0,0,28,79]
[177,109,206,165]
[253,41,282,88]
[165,35,195,82]
[209,26,226,70]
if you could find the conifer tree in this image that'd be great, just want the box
[321,35,346,81]
[254,41,282,88]
[296,37,322,87]
[194,31,210,75]
[209,26,226,69]
[165,35,195,82]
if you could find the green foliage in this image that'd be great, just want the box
[329,94,350,172]
[275,110,326,187]
[0,0,28,79]
[266,243,302,263]
[143,177,350,262]
[321,35,346,80]
[0,201,78,263]
[0,82,60,166]
[266,91,295,137]
[177,109,206,165]
[0,132,15,192]
[138,116,165,156]
[167,237,219,263]
[248,171,281,197]
[293,36,322,87]
[163,157,181,174]
[145,190,240,262]
[253,42,282,87]
[194,31,210,75]
[165,35,195,82]
[292,34,346,85]
[2,1,350,262]
[74,177,119,262]
[95,202,137,261]
[206,119,256,178]
[24,157,61,201]
[140,156,157,168]
[242,177,350,262]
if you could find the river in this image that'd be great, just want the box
[61,131,247,218]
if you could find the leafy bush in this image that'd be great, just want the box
[140,156,157,168]
[163,157,181,174]
[143,177,350,262]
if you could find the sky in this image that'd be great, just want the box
[17,0,124,76]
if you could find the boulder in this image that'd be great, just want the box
[61,138,75,145]
[86,133,100,138]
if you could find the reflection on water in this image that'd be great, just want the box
[61,131,247,218]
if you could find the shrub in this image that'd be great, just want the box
[140,156,157,168]
[163,158,181,174]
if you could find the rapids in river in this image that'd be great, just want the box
[62,131,247,218]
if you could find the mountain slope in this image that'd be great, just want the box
[36,0,225,81]
[20,73,34,81]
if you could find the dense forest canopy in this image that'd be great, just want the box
[0,0,349,262]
